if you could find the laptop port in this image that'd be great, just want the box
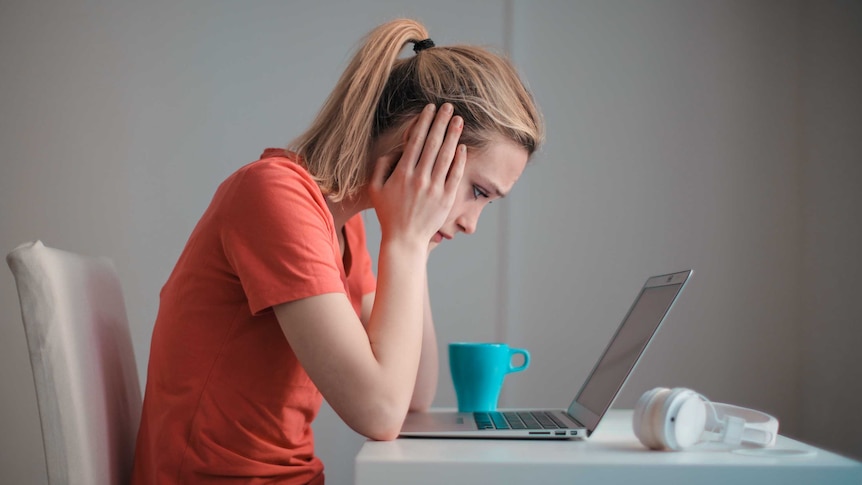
[555,431,566,436]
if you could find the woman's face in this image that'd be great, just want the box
[430,135,529,247]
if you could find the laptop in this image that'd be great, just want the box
[399,269,692,439]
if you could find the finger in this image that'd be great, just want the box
[400,104,437,175]
[444,144,467,195]
[430,115,463,184]
[415,103,454,174]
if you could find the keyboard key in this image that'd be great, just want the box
[474,411,572,431]
[518,412,542,429]
[489,412,510,429]
[534,412,559,429]
[500,412,523,429]
[473,413,494,430]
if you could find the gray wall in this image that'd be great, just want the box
[1,1,859,484]
[798,0,862,462]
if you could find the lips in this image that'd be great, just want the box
[433,231,453,243]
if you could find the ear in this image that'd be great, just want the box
[374,112,423,162]
[400,114,421,145]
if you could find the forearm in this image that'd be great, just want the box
[274,239,428,442]
[357,99,464,436]
[366,238,428,419]
[410,278,439,411]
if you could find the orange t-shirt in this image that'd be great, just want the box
[132,149,376,484]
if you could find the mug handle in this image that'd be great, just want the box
[508,348,530,373]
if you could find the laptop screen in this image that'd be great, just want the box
[568,270,691,432]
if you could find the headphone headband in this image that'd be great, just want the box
[633,387,779,451]
[704,402,779,447]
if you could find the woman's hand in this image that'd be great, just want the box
[369,103,466,249]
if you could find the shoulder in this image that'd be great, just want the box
[223,149,326,212]
[235,149,316,190]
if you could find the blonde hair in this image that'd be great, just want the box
[290,18,544,201]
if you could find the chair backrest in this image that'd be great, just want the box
[6,240,142,485]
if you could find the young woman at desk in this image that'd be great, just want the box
[132,18,543,485]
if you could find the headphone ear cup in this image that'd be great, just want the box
[667,391,707,449]
[654,387,706,451]
[633,387,670,450]
[653,388,688,450]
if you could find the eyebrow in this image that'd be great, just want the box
[478,179,508,199]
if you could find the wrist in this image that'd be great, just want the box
[379,235,430,261]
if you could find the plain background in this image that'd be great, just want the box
[1,1,860,484]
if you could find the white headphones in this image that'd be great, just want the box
[633,387,779,451]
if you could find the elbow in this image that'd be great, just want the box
[357,417,404,442]
[344,398,408,441]
[365,426,401,442]
[366,403,407,441]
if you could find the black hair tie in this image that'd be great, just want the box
[413,38,435,53]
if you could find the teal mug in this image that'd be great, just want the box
[449,342,530,413]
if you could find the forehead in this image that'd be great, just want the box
[466,137,529,193]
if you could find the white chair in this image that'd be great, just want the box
[6,240,142,485]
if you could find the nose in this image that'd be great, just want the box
[455,205,483,235]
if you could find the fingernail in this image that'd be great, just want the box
[453,116,463,128]
[426,103,436,112]
[442,103,453,114]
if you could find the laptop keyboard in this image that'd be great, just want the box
[473,411,569,430]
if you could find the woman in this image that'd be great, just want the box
[132,18,543,484]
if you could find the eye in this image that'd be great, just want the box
[472,185,490,201]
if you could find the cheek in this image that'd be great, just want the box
[444,199,464,224]
[444,181,471,219]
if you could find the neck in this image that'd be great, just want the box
[325,189,371,231]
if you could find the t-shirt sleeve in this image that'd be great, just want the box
[218,160,345,315]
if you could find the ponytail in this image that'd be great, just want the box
[290,19,544,202]
[290,19,428,201]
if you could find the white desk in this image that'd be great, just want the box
[355,410,862,485]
